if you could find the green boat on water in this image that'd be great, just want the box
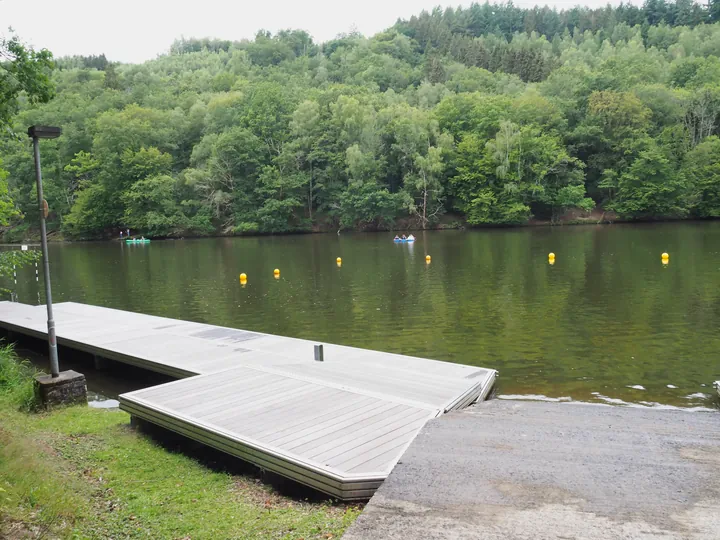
[125,238,150,244]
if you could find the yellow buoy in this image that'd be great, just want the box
[548,252,556,259]
[273,268,280,276]
[662,259,669,265]
[662,252,669,260]
[336,257,342,264]
[239,273,247,284]
[425,255,431,263]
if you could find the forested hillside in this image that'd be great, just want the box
[3,0,720,239]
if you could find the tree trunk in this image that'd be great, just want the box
[422,186,428,229]
[309,165,314,224]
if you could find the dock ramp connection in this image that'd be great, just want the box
[0,301,496,500]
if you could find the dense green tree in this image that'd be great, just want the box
[123,174,184,236]
[103,63,121,90]
[573,90,653,198]
[0,162,19,225]
[452,120,589,224]
[337,183,408,230]
[712,0,720,22]
[246,31,295,67]
[186,127,267,231]
[4,4,720,239]
[682,136,720,216]
[254,165,307,232]
[0,35,55,131]
[0,33,55,231]
[606,137,689,218]
[683,85,720,146]
[451,133,530,225]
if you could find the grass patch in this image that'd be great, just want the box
[0,347,362,539]
[0,427,89,537]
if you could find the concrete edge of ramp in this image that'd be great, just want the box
[343,399,720,540]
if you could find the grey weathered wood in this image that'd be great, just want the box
[0,301,496,500]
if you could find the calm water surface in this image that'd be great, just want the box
[9,222,720,408]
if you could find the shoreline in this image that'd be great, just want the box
[5,215,720,244]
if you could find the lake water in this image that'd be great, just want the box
[8,222,720,409]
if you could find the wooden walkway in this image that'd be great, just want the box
[0,301,496,500]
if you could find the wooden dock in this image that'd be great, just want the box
[0,301,496,500]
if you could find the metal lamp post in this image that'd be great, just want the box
[28,125,62,378]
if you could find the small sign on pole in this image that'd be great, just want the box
[21,245,28,251]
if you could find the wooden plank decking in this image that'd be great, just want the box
[0,301,496,499]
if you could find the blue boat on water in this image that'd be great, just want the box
[393,235,415,243]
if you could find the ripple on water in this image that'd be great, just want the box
[501,392,716,411]
[685,393,711,399]
[497,394,573,402]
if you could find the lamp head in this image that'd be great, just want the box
[27,125,62,139]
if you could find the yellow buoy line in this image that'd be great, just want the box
[545,252,672,265]
[240,252,673,283]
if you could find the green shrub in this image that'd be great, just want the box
[0,345,39,411]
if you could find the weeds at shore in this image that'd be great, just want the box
[0,344,38,411]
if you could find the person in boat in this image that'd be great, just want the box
[394,235,400,241]
[402,234,407,240]
[407,234,415,241]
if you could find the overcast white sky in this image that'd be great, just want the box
[2,0,636,64]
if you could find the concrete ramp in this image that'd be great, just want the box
[344,400,720,539]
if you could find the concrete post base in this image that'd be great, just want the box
[34,370,87,408]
